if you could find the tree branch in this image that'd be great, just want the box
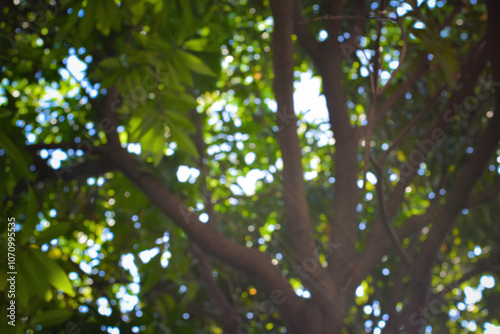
[467,181,500,208]
[191,245,240,333]
[414,19,500,278]
[437,247,500,297]
[296,1,361,286]
[367,41,488,250]
[327,0,343,43]
[271,0,318,262]
[100,140,321,332]
[33,156,115,181]
[293,1,321,65]
[271,0,341,320]
[26,142,95,153]
[404,2,500,328]
[377,15,407,96]
[375,56,429,124]
[378,83,447,165]
[372,159,412,267]
[26,143,111,181]
[90,86,320,333]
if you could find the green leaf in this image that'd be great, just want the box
[165,61,180,87]
[162,90,197,110]
[0,108,12,118]
[15,270,30,309]
[130,1,146,24]
[54,11,79,44]
[0,132,32,179]
[409,28,458,89]
[18,249,52,301]
[99,57,122,70]
[129,113,159,142]
[28,248,75,297]
[138,122,166,166]
[29,309,73,327]
[183,38,209,52]
[79,1,96,38]
[143,37,173,54]
[171,55,193,86]
[21,187,38,244]
[177,50,216,76]
[35,221,72,245]
[165,110,195,132]
[168,122,199,159]
[177,0,194,44]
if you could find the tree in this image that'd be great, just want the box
[1,0,500,333]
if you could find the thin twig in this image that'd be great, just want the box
[378,83,447,165]
[361,2,385,192]
[300,13,398,24]
[372,157,413,267]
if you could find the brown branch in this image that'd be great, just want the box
[414,23,499,277]
[467,181,500,207]
[272,1,341,319]
[101,142,319,332]
[26,142,111,181]
[94,86,121,147]
[340,0,368,59]
[372,159,412,267]
[375,29,485,126]
[379,41,488,229]
[377,15,407,96]
[376,35,487,169]
[33,155,115,181]
[91,90,318,333]
[292,1,321,69]
[361,1,387,192]
[327,0,343,43]
[378,83,447,165]
[298,2,361,286]
[271,0,320,265]
[404,2,500,327]
[437,247,500,297]
[375,56,429,124]
[191,245,240,333]
[26,142,96,153]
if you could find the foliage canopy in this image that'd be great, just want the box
[1,0,500,333]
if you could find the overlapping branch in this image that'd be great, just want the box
[270,0,318,265]
[372,159,412,267]
[271,1,341,320]
[403,2,500,329]
[91,89,319,333]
